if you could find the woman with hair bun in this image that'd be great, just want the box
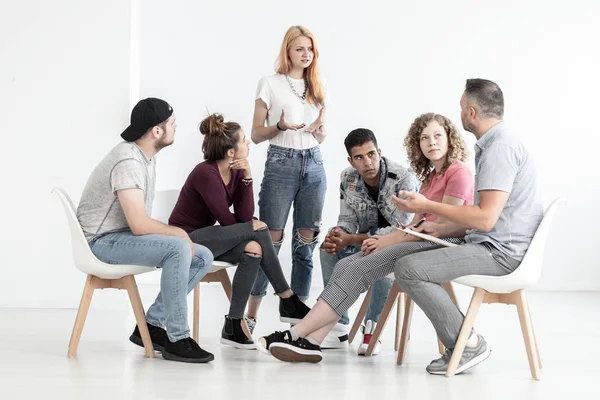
[169,113,310,352]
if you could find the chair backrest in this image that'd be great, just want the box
[501,197,566,287]
[51,187,109,274]
[152,189,181,224]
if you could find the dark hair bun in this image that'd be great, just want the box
[199,113,226,136]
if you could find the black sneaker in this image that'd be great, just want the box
[279,294,311,324]
[161,337,214,363]
[256,330,290,355]
[129,322,168,352]
[270,337,323,363]
[220,315,256,350]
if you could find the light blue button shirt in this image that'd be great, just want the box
[465,122,543,261]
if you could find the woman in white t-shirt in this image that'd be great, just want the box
[246,26,327,329]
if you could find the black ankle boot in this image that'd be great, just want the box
[220,316,256,350]
[279,294,311,324]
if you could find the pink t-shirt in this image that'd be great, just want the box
[419,161,474,221]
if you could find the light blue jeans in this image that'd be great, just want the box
[90,231,213,342]
[320,244,393,325]
[251,144,327,300]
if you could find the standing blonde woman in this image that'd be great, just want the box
[247,26,327,330]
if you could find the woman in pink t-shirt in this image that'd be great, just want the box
[257,113,473,361]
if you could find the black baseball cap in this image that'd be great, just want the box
[121,97,174,142]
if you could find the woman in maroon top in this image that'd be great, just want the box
[169,114,310,350]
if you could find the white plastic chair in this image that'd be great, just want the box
[152,190,243,341]
[52,187,156,358]
[446,197,566,379]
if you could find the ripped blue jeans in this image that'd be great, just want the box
[251,144,327,300]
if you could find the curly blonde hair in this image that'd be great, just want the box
[404,113,469,183]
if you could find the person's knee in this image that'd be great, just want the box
[193,244,214,264]
[269,229,284,244]
[252,219,268,232]
[244,241,262,257]
[394,255,418,282]
[161,236,194,263]
[297,229,319,246]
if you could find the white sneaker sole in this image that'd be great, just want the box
[321,333,349,350]
[219,338,256,350]
[256,337,272,355]
[270,343,322,363]
[279,316,302,325]
[357,342,381,356]
[428,348,492,375]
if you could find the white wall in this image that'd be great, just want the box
[0,0,133,307]
[1,0,598,309]
[139,0,600,291]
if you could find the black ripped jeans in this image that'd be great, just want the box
[189,221,290,318]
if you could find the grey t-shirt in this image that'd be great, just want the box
[465,122,543,261]
[77,141,156,241]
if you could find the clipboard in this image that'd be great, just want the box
[394,227,458,247]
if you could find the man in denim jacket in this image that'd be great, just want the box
[319,128,418,354]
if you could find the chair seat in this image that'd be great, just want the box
[454,270,535,294]
[208,260,238,274]
[79,260,157,280]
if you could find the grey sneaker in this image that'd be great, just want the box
[426,334,491,375]
[244,316,257,335]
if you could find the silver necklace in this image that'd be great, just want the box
[285,74,308,104]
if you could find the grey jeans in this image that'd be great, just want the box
[394,242,520,349]
[189,221,290,318]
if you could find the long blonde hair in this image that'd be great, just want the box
[276,26,325,107]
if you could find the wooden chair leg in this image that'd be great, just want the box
[443,282,459,305]
[67,275,96,357]
[437,338,445,355]
[366,282,401,356]
[396,296,414,365]
[122,275,154,358]
[193,284,200,342]
[515,290,541,380]
[394,293,405,351]
[533,328,542,370]
[446,287,486,377]
[218,269,233,302]
[349,286,372,343]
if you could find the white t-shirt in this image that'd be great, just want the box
[255,74,326,150]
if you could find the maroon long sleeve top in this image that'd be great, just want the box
[169,161,255,233]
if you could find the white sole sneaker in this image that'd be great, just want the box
[270,343,323,363]
[331,322,349,333]
[256,337,271,355]
[454,348,492,374]
[219,338,256,350]
[357,341,381,356]
[279,316,302,325]
[321,331,349,349]
[428,348,492,375]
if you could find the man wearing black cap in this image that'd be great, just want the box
[77,98,216,363]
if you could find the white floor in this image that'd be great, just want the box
[0,286,599,400]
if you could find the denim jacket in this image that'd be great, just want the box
[336,157,419,237]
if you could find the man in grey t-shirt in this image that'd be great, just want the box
[392,79,543,375]
[76,98,215,363]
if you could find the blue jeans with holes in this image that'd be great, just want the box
[320,244,393,325]
[90,231,214,342]
[251,144,327,300]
